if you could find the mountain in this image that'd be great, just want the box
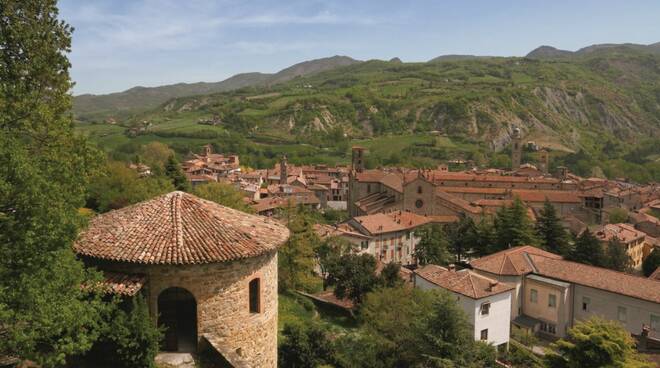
[429,54,490,62]
[526,42,660,59]
[73,55,361,121]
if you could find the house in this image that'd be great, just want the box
[595,223,648,269]
[470,246,660,339]
[317,211,430,265]
[414,264,514,350]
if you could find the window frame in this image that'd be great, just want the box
[480,302,491,316]
[582,296,590,312]
[618,306,627,323]
[548,294,557,308]
[530,289,538,303]
[480,329,488,341]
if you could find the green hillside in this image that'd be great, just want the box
[76,47,660,182]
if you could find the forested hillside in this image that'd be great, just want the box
[76,45,660,182]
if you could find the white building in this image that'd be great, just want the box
[414,264,514,349]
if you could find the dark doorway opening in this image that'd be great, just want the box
[158,287,197,352]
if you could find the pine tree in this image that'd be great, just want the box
[0,1,108,365]
[164,155,190,191]
[414,224,451,266]
[535,199,570,256]
[446,215,479,262]
[494,197,538,250]
[569,229,605,267]
[604,238,632,272]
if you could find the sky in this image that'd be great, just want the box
[59,0,660,95]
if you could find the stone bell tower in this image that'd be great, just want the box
[279,155,288,185]
[511,127,522,170]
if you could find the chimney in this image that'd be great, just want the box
[487,281,499,291]
[447,264,456,271]
[280,155,288,185]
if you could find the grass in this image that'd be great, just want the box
[278,291,358,337]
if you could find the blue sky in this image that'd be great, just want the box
[59,0,660,95]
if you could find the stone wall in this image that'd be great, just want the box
[93,251,278,367]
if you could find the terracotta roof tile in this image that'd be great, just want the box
[512,189,581,203]
[415,264,515,299]
[352,211,430,235]
[75,191,289,264]
[595,223,646,244]
[470,245,562,276]
[528,254,660,304]
[649,267,660,281]
[98,272,146,296]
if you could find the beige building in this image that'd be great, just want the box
[595,223,648,269]
[471,246,660,339]
[74,191,290,367]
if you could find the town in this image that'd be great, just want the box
[3,1,660,368]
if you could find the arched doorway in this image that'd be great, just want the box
[158,287,197,352]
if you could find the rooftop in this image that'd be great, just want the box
[75,191,290,265]
[470,245,562,276]
[415,264,515,299]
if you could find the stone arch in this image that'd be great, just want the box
[158,286,197,352]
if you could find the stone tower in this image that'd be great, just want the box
[74,192,289,367]
[280,155,288,185]
[203,144,213,157]
[351,146,365,173]
[511,127,522,170]
[538,149,549,174]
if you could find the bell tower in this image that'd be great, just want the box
[351,146,365,173]
[511,127,522,170]
[280,155,288,185]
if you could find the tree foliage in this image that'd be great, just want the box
[568,229,605,267]
[494,197,538,250]
[192,181,254,213]
[164,155,190,191]
[87,161,174,212]
[278,322,336,368]
[341,287,497,367]
[414,224,451,266]
[278,206,320,292]
[545,317,653,368]
[536,200,570,256]
[327,253,379,305]
[0,1,109,365]
[603,239,632,272]
[642,250,660,277]
[314,236,355,290]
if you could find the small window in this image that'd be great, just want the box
[415,199,424,208]
[530,289,538,303]
[480,329,488,341]
[548,294,557,308]
[582,297,590,312]
[548,324,557,334]
[618,306,627,323]
[480,302,491,316]
[651,315,660,331]
[249,278,261,313]
[417,186,423,194]
[367,184,371,193]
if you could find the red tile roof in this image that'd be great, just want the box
[415,264,515,299]
[512,189,581,203]
[98,272,146,296]
[75,191,289,264]
[528,254,660,304]
[352,211,430,235]
[649,267,660,282]
[595,223,646,244]
[470,245,562,276]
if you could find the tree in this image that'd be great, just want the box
[327,253,379,305]
[278,205,319,292]
[545,317,653,368]
[314,236,354,290]
[278,322,336,368]
[568,229,605,267]
[139,141,174,172]
[603,239,632,272]
[494,197,538,250]
[193,181,253,213]
[348,287,496,367]
[87,161,174,212]
[164,155,190,191]
[446,215,480,262]
[378,262,404,289]
[0,1,109,365]
[82,296,162,368]
[414,224,451,266]
[607,208,629,224]
[536,200,570,256]
[642,250,660,277]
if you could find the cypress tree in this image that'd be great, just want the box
[535,199,570,256]
[164,155,190,191]
[569,229,605,267]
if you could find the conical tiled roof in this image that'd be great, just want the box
[75,191,289,264]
